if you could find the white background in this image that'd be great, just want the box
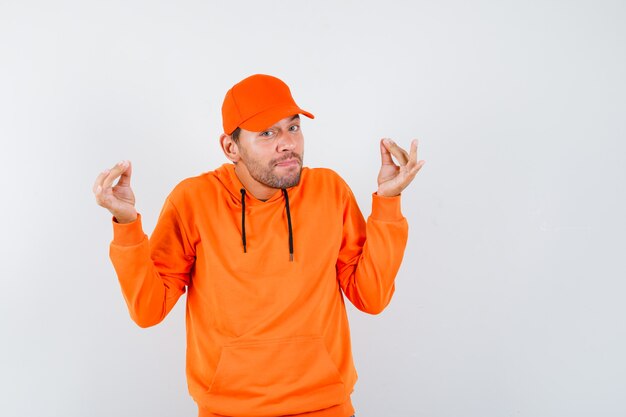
[1,1,625,416]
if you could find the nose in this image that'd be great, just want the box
[277,131,296,152]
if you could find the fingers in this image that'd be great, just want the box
[394,161,424,194]
[102,160,131,190]
[116,160,132,187]
[409,139,418,165]
[382,139,409,165]
[92,169,110,194]
[393,139,424,186]
[93,170,110,208]
[93,160,131,208]
[377,138,425,196]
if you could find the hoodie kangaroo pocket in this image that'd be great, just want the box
[205,336,346,416]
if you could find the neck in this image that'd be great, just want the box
[234,162,280,201]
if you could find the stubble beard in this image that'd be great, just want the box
[240,150,304,190]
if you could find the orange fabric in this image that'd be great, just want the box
[109,163,408,417]
[198,399,354,417]
[221,74,314,134]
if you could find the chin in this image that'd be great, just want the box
[275,170,302,189]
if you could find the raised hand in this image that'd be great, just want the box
[93,160,138,223]
[377,138,425,197]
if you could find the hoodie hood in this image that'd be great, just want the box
[212,163,301,261]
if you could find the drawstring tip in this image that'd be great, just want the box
[289,253,294,262]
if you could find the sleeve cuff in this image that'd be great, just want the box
[370,193,404,221]
[112,213,146,246]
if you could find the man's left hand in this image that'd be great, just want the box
[377,138,425,197]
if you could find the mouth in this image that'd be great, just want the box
[275,158,300,167]
[276,159,300,167]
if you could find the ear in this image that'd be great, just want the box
[220,133,240,163]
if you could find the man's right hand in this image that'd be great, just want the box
[93,160,138,224]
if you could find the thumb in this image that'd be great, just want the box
[380,138,394,165]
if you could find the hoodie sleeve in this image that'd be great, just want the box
[336,190,409,314]
[109,197,195,328]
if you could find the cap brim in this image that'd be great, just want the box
[239,105,314,132]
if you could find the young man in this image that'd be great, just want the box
[93,74,425,417]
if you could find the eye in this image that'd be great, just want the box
[259,130,274,138]
[289,124,300,132]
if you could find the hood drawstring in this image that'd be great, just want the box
[240,188,247,253]
[282,189,294,262]
[239,187,294,262]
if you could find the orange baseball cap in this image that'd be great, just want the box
[221,74,314,135]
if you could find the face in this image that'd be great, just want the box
[236,115,305,190]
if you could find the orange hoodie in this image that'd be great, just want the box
[109,163,408,417]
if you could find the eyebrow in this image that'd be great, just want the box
[262,115,300,131]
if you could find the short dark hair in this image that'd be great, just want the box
[231,127,241,143]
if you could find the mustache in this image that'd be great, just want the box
[271,152,302,166]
